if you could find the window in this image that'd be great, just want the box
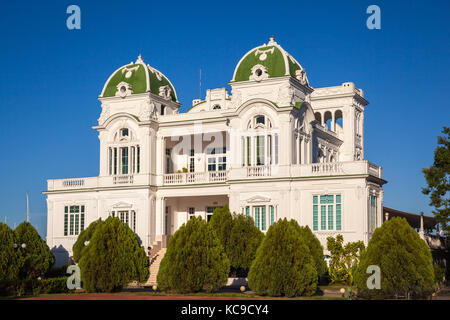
[188,207,195,220]
[189,149,195,173]
[313,194,341,231]
[369,195,377,233]
[64,205,85,236]
[207,147,226,172]
[109,144,140,176]
[161,105,166,115]
[213,104,221,110]
[256,116,265,125]
[121,147,128,174]
[270,205,275,226]
[206,206,221,222]
[248,205,274,231]
[120,128,129,137]
[111,210,136,232]
[256,136,265,165]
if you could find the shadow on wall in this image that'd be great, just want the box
[51,245,73,267]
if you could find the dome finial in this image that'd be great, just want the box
[269,35,276,44]
[136,54,144,64]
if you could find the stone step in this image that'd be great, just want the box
[145,247,167,286]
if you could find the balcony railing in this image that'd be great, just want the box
[246,165,272,177]
[163,171,228,185]
[46,161,383,190]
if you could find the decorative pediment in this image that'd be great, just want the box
[246,195,271,203]
[112,201,133,209]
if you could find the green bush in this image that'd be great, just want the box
[157,217,230,293]
[354,217,435,299]
[41,277,71,294]
[0,277,70,297]
[248,219,318,297]
[227,214,264,277]
[45,265,69,278]
[210,206,264,277]
[0,223,22,281]
[14,222,55,279]
[209,205,233,252]
[295,225,328,277]
[78,217,149,292]
[72,218,103,263]
[433,264,446,285]
[326,234,365,285]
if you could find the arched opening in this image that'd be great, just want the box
[335,110,343,130]
[314,112,321,124]
[324,111,332,131]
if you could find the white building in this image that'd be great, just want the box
[44,37,386,266]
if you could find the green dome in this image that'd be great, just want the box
[100,55,178,102]
[231,37,309,85]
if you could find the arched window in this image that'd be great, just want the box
[324,111,332,131]
[242,115,277,167]
[314,112,322,125]
[212,104,221,110]
[108,127,140,176]
[335,110,343,129]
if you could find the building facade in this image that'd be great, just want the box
[44,37,386,266]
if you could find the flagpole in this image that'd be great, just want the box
[27,192,30,223]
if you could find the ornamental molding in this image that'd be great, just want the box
[246,195,271,203]
[115,81,133,98]
[158,85,172,100]
[112,201,133,209]
[249,64,269,82]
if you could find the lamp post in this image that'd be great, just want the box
[14,243,27,249]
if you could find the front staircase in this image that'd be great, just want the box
[145,247,167,286]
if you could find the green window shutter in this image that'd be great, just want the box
[313,196,318,231]
[245,206,250,218]
[270,205,275,226]
[336,195,341,204]
[262,206,266,231]
[75,213,79,235]
[80,205,85,231]
[321,205,326,230]
[336,203,342,230]
[255,207,260,229]
[64,206,68,236]
[70,214,74,235]
[328,205,334,230]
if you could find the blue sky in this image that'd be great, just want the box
[0,0,448,237]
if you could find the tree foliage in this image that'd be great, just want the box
[354,217,435,299]
[72,218,103,263]
[0,223,21,280]
[326,234,365,285]
[248,219,318,297]
[295,225,328,277]
[227,213,264,276]
[157,217,230,293]
[78,217,149,292]
[209,205,233,252]
[422,126,450,232]
[14,222,54,279]
[209,205,264,277]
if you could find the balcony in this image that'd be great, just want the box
[163,171,227,185]
[46,161,383,191]
[46,174,152,192]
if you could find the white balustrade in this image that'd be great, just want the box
[113,175,134,185]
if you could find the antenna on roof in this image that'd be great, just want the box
[199,67,202,100]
